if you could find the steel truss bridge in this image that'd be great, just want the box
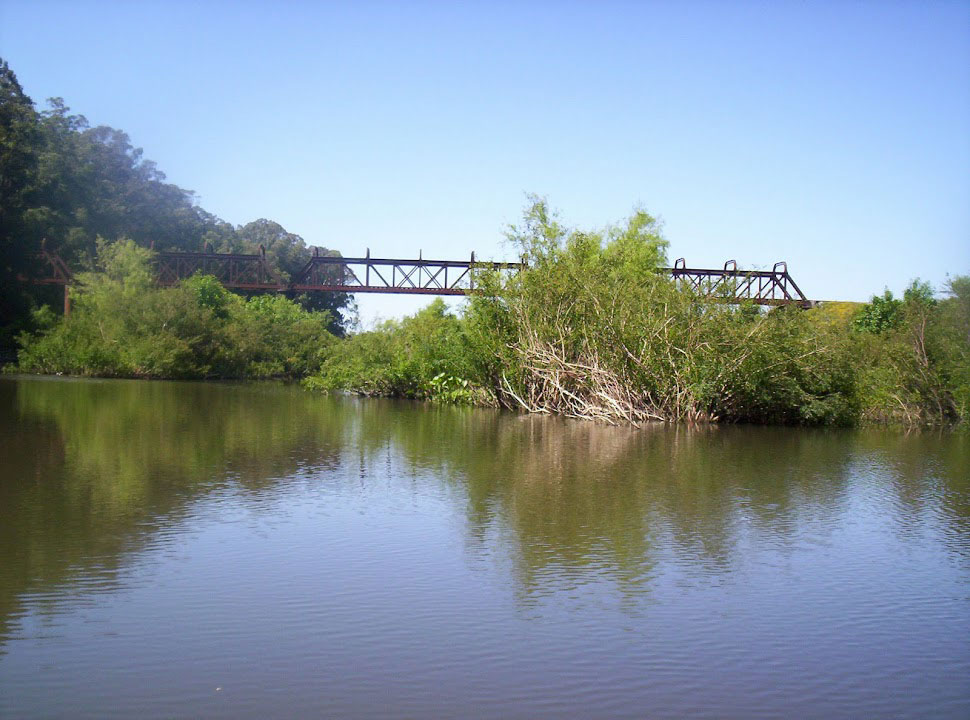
[664,258,813,307]
[26,245,815,309]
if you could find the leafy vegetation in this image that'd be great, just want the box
[15,240,334,379]
[0,58,350,351]
[454,198,860,425]
[13,196,968,426]
[852,277,970,425]
[303,298,489,404]
[304,198,968,428]
[5,56,966,427]
[853,289,902,334]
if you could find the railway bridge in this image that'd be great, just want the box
[26,244,816,313]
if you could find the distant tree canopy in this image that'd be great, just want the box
[0,58,39,334]
[0,58,350,345]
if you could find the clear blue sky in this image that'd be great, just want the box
[2,0,968,322]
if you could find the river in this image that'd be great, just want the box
[0,376,967,718]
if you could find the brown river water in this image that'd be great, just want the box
[0,376,968,719]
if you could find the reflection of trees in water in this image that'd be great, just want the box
[852,429,970,564]
[2,378,967,642]
[14,379,349,495]
[0,378,349,648]
[365,405,969,596]
[373,410,856,594]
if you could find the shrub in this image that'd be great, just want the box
[16,238,335,379]
[306,298,489,403]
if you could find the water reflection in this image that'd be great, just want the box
[2,376,969,718]
[4,376,967,634]
[370,404,969,592]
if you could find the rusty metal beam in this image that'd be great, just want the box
[661,258,815,308]
[22,246,816,307]
[18,245,74,285]
[154,245,284,290]
[288,248,522,294]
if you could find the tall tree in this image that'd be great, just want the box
[25,99,210,260]
[0,58,352,339]
[0,58,40,346]
[233,219,351,335]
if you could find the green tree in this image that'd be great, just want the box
[0,58,40,349]
[23,98,209,262]
[853,289,902,334]
[937,276,970,418]
[232,219,309,280]
[0,57,353,341]
[229,219,351,334]
[308,298,478,401]
[853,276,970,425]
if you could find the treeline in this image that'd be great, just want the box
[13,196,968,425]
[0,58,350,350]
[5,59,967,426]
[306,199,969,428]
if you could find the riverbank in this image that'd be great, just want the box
[302,201,969,428]
[12,204,969,429]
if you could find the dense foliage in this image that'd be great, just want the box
[0,58,350,349]
[304,298,487,404]
[851,277,970,425]
[14,197,967,426]
[305,199,969,428]
[6,54,966,426]
[16,241,334,379]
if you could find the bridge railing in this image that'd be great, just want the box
[23,246,814,306]
[154,245,283,290]
[661,258,814,308]
[290,248,525,295]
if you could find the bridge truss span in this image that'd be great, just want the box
[25,245,816,307]
[154,248,283,290]
[289,249,525,295]
[664,259,814,308]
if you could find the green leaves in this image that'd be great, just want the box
[15,241,335,379]
[306,298,492,404]
[467,199,966,427]
[0,57,354,347]
[850,276,970,425]
[853,290,903,334]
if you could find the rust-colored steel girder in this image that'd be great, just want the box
[19,244,73,285]
[24,246,815,306]
[18,243,76,315]
[154,245,283,290]
[662,258,815,308]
